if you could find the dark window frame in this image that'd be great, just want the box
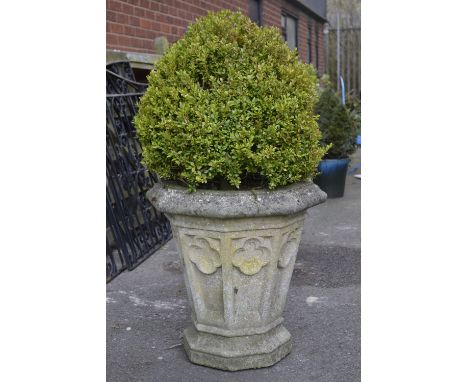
[281,12,298,50]
[314,21,320,69]
[307,24,312,64]
[248,0,262,26]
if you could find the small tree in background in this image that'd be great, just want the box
[314,85,356,159]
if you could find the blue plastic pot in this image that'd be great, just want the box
[314,158,350,198]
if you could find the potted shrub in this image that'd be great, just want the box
[346,93,361,145]
[313,85,357,198]
[134,10,328,371]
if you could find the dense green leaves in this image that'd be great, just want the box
[134,10,327,190]
[314,87,356,159]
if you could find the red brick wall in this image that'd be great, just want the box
[106,0,325,73]
[261,0,325,74]
[107,0,246,52]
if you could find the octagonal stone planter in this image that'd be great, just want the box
[147,180,327,371]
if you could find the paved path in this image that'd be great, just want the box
[107,150,361,382]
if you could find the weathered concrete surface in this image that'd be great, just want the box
[147,180,326,218]
[147,180,326,370]
[107,149,360,381]
[166,212,308,370]
[183,324,292,371]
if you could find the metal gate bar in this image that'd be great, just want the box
[106,61,172,282]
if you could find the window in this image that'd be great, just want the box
[248,0,261,26]
[315,22,320,69]
[281,13,297,50]
[307,25,312,64]
[307,21,320,69]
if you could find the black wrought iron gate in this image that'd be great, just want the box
[106,61,172,282]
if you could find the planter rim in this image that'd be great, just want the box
[320,157,351,162]
[147,180,327,219]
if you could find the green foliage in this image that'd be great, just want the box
[314,86,356,159]
[134,10,327,191]
[346,94,361,135]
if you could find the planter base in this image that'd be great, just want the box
[183,324,292,371]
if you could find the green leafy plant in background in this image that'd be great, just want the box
[134,10,328,191]
[346,93,361,136]
[314,85,356,159]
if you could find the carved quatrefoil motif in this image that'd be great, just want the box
[278,228,301,268]
[232,238,270,276]
[187,237,221,275]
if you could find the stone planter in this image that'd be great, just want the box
[147,181,327,371]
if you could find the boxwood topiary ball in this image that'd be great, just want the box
[134,10,328,190]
